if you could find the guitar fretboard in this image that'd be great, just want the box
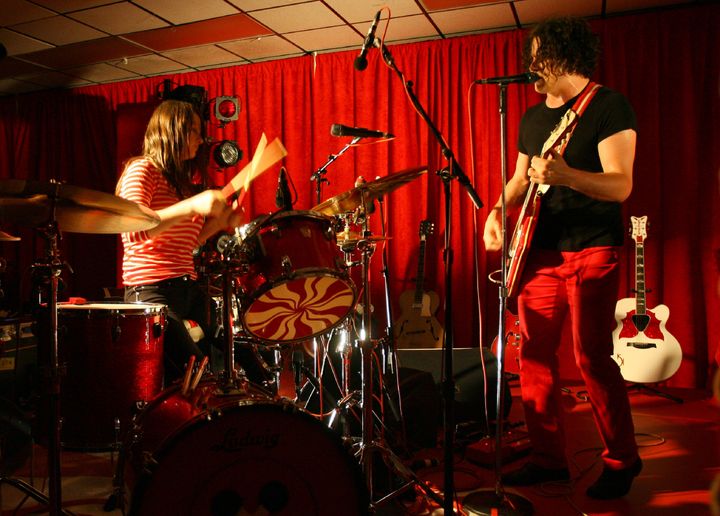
[635,242,646,315]
[413,239,427,307]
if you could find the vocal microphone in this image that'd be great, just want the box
[475,72,540,85]
[330,123,393,139]
[354,10,382,71]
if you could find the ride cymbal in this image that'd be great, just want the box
[0,179,160,234]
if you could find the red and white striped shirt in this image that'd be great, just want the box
[118,158,203,286]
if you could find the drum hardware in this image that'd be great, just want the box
[310,136,362,205]
[0,178,159,515]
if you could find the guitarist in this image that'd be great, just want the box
[482,17,641,499]
[117,100,244,383]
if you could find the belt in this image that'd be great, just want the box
[129,275,195,290]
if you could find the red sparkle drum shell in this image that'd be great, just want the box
[235,210,357,344]
[125,380,367,515]
[53,302,165,449]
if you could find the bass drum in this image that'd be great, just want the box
[125,380,367,515]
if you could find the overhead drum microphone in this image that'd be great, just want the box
[330,123,394,139]
[354,10,382,71]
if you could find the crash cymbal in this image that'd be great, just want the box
[312,166,427,215]
[0,230,20,241]
[0,179,160,234]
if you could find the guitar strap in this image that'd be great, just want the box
[543,81,602,157]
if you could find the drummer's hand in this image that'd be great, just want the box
[221,199,245,229]
[483,207,503,251]
[191,189,227,218]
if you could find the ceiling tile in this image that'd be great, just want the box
[284,25,363,53]
[0,0,54,26]
[161,44,244,68]
[327,0,422,23]
[69,3,169,35]
[228,0,308,11]
[133,0,240,25]
[21,37,149,69]
[0,57,48,79]
[0,77,47,95]
[251,2,345,33]
[422,0,511,9]
[0,28,54,56]
[116,54,188,75]
[219,35,302,61]
[379,14,441,42]
[12,15,107,46]
[429,3,517,36]
[65,62,140,82]
[606,0,692,14]
[20,70,92,88]
[123,14,271,52]
[514,0,602,26]
[32,0,118,13]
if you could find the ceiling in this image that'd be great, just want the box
[0,0,697,97]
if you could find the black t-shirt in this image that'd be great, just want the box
[518,85,637,251]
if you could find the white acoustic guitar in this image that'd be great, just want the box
[612,216,682,383]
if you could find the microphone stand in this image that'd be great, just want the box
[311,136,361,205]
[379,42,483,516]
[462,83,533,515]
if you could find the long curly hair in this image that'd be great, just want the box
[119,100,208,198]
[523,17,600,79]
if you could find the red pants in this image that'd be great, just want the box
[517,246,638,470]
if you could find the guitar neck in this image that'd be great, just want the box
[635,241,646,315]
[413,239,427,305]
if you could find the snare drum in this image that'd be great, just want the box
[54,302,166,449]
[124,380,367,515]
[233,211,357,343]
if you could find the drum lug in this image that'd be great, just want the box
[281,255,293,275]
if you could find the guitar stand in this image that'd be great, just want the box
[627,382,683,404]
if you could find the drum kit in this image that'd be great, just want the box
[0,168,441,514]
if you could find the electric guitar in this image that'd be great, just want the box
[506,83,601,297]
[612,216,682,383]
[394,220,443,348]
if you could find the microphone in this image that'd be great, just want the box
[330,123,393,139]
[475,72,540,85]
[354,10,382,71]
[275,167,292,210]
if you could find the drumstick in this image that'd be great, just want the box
[181,355,196,396]
[190,355,209,393]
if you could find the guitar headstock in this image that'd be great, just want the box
[630,215,648,244]
[419,220,434,240]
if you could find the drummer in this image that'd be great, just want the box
[116,99,242,384]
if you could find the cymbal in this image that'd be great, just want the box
[0,230,20,241]
[0,179,160,234]
[312,166,427,215]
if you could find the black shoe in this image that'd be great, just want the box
[501,462,570,486]
[586,458,643,500]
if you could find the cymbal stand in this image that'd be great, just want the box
[0,210,73,515]
[311,137,361,205]
[351,223,444,511]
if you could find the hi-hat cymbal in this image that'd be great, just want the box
[0,229,20,241]
[312,166,427,215]
[0,179,160,234]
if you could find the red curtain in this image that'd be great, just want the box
[0,4,717,389]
